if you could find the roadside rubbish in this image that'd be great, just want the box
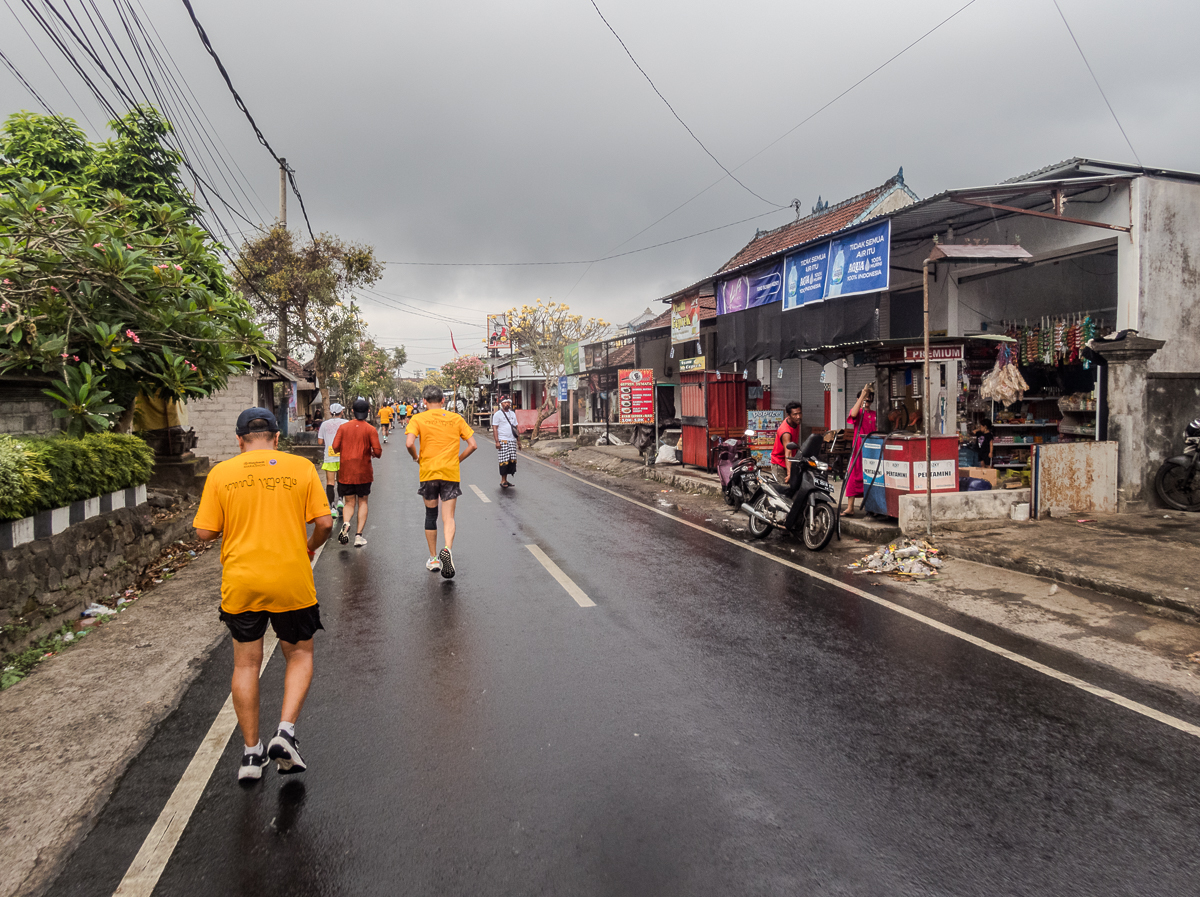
[81,603,113,617]
[849,539,944,579]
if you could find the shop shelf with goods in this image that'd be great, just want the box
[989,395,1065,469]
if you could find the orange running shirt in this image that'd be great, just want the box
[406,409,474,482]
[193,450,330,614]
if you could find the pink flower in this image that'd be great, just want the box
[93,243,103,248]
[50,286,59,293]
[126,244,133,249]
[61,352,69,359]
[174,264,182,271]
[72,355,79,361]
[125,329,140,344]
[36,206,45,212]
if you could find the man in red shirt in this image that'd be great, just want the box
[331,397,383,547]
[770,402,803,484]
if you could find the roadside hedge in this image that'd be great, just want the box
[0,433,154,521]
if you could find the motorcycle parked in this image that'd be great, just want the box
[717,430,759,509]
[740,434,839,551]
[1155,417,1200,512]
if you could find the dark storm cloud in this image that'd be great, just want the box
[3,0,1198,365]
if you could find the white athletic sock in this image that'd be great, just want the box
[244,740,264,756]
[278,721,296,737]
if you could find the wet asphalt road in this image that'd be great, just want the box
[47,440,1200,896]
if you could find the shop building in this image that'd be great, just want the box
[701,158,1200,512]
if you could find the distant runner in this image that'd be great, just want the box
[406,384,477,578]
[193,407,332,782]
[332,397,383,547]
[316,402,348,518]
[379,400,394,444]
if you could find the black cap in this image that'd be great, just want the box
[352,397,370,420]
[235,407,279,436]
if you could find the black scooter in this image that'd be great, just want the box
[1155,417,1200,512]
[717,430,759,509]
[740,434,839,551]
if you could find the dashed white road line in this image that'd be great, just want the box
[113,543,326,896]
[469,484,492,503]
[526,544,596,608]
[521,453,1200,742]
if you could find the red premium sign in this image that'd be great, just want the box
[904,344,964,362]
[618,369,655,424]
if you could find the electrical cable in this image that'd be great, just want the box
[0,45,57,111]
[1050,0,1144,172]
[2,0,95,128]
[585,0,781,209]
[179,0,317,240]
[383,206,787,267]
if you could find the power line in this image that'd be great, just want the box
[585,0,780,209]
[0,45,57,111]
[383,206,786,267]
[1050,0,1143,172]
[179,0,316,240]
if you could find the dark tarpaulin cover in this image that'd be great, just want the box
[717,294,879,365]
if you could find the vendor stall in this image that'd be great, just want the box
[679,370,746,470]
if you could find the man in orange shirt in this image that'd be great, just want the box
[193,407,332,782]
[406,384,477,578]
[332,397,383,548]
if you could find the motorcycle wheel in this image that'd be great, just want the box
[1155,460,1200,512]
[746,493,773,539]
[801,502,837,551]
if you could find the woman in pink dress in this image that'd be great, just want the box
[844,383,877,517]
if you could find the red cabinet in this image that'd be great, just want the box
[680,372,747,470]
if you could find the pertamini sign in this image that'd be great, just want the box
[618,369,655,424]
[904,344,964,362]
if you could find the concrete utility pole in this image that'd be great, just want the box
[278,158,289,436]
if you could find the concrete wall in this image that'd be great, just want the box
[1137,178,1200,373]
[1146,373,1200,507]
[898,488,1031,536]
[187,373,256,464]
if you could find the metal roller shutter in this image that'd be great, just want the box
[801,360,825,427]
[845,363,878,413]
[770,359,803,410]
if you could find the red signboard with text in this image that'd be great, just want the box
[618,369,655,423]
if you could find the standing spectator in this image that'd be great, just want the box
[770,402,803,484]
[844,384,878,518]
[193,407,332,782]
[316,403,348,519]
[405,384,477,578]
[332,397,382,548]
[491,396,521,488]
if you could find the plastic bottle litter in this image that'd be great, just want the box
[81,603,113,617]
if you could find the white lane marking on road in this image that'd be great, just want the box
[469,484,492,503]
[521,454,1200,742]
[526,544,596,608]
[113,546,325,896]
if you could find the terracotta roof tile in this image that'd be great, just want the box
[717,175,904,274]
[644,295,718,330]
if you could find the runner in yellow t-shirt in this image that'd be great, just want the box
[378,400,394,443]
[194,407,333,782]
[405,384,477,578]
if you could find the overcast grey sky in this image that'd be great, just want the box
[3,0,1198,371]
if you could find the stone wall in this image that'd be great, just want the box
[187,373,256,464]
[0,506,194,652]
[0,378,65,436]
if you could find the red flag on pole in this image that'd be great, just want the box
[449,327,458,354]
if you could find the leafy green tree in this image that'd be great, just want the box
[0,109,272,434]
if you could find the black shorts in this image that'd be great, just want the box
[220,604,323,644]
[417,479,463,501]
[338,481,372,497]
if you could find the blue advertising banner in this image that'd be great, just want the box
[557,375,569,402]
[824,219,890,299]
[783,243,830,311]
[716,261,783,315]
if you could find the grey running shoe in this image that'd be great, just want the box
[439,547,455,579]
[267,730,307,775]
[425,557,441,572]
[238,750,268,783]
[354,534,367,548]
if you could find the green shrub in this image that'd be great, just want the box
[0,433,153,521]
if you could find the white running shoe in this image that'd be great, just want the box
[338,522,350,544]
[354,534,367,548]
[425,556,442,572]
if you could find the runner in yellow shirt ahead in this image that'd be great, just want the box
[406,384,476,578]
[194,407,333,783]
[378,400,393,444]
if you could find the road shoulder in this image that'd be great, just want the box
[0,550,226,897]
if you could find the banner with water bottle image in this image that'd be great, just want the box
[781,219,891,311]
